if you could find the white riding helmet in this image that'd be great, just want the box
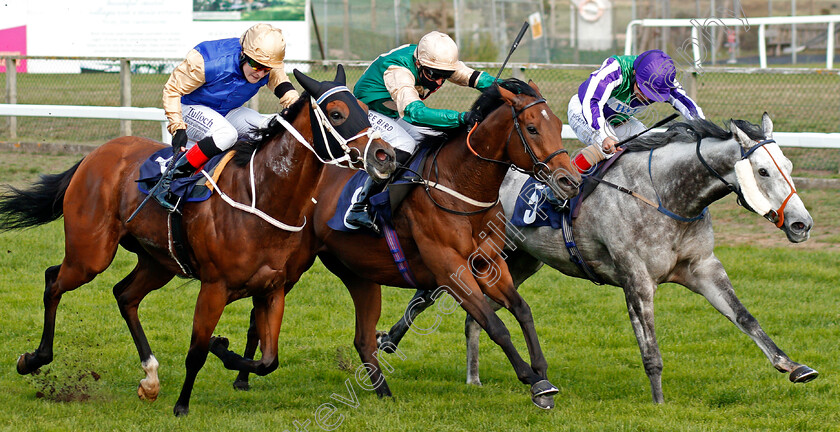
[240,23,286,68]
[415,31,460,71]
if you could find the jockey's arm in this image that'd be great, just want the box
[267,65,300,109]
[448,62,497,90]
[667,82,705,120]
[384,65,464,129]
[162,49,206,135]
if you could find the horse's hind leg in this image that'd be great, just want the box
[377,289,436,353]
[622,281,665,403]
[112,253,175,402]
[18,256,110,375]
[682,257,818,383]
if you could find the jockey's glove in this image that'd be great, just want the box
[460,110,483,127]
[172,129,187,152]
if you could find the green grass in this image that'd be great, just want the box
[0,151,838,430]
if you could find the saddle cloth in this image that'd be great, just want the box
[136,147,235,202]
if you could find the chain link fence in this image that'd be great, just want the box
[1,56,839,176]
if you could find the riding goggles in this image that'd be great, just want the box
[422,67,454,81]
[245,56,271,72]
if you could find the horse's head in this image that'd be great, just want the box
[293,65,396,180]
[471,79,580,201]
[730,113,812,243]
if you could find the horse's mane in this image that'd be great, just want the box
[471,78,538,119]
[230,92,310,166]
[623,117,765,152]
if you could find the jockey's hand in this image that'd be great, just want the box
[460,110,483,127]
[601,137,619,154]
[172,129,187,152]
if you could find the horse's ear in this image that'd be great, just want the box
[761,112,774,139]
[527,79,542,96]
[334,64,346,85]
[293,69,320,96]
[498,84,517,106]
[729,119,752,148]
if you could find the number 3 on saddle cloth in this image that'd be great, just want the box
[136,147,232,203]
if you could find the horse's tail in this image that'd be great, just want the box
[0,159,83,231]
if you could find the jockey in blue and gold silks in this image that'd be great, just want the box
[345,31,497,232]
[156,23,300,211]
[568,49,705,173]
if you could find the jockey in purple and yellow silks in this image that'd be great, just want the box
[156,23,300,211]
[344,31,497,233]
[568,50,705,173]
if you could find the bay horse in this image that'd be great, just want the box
[378,114,818,403]
[221,78,582,409]
[0,66,396,416]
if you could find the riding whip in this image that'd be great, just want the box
[616,113,679,148]
[494,21,530,82]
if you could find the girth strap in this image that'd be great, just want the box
[560,211,603,285]
[379,215,418,288]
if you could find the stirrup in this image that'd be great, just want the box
[154,191,181,213]
[345,207,381,235]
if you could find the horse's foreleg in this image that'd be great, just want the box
[210,294,283,377]
[112,255,175,402]
[683,257,818,383]
[174,283,227,417]
[622,282,664,403]
[232,308,259,391]
[346,280,392,398]
[465,313,482,385]
[377,289,436,353]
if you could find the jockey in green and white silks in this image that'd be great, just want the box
[568,50,705,173]
[353,30,497,154]
[344,31,496,232]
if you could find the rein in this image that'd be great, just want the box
[696,136,796,228]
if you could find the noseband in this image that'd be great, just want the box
[696,136,797,228]
[466,97,568,180]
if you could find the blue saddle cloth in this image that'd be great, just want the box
[136,148,229,202]
[327,147,431,235]
[509,177,581,229]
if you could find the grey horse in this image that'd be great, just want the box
[377,114,818,403]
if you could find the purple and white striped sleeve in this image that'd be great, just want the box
[580,58,623,144]
[668,82,705,120]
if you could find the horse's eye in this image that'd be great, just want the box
[758,168,769,177]
[330,111,343,121]
[526,125,538,134]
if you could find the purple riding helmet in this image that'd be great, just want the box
[633,50,677,103]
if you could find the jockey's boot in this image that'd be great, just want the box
[345,175,380,234]
[153,154,196,212]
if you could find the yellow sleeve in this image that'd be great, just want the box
[383,65,421,117]
[267,62,300,108]
[447,61,475,87]
[162,49,206,134]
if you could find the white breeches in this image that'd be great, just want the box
[567,96,647,147]
[181,104,274,151]
[366,110,444,154]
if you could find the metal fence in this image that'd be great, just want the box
[1,56,839,175]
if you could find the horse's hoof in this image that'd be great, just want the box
[233,379,250,391]
[531,393,555,410]
[530,379,559,397]
[137,382,159,402]
[209,336,230,355]
[16,352,39,375]
[173,404,189,417]
[789,365,819,383]
[376,331,394,353]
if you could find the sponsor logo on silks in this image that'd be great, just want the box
[185,107,215,128]
[606,97,646,116]
[522,185,546,225]
[343,186,365,229]
[368,112,394,132]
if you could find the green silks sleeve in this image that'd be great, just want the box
[403,100,463,129]
[475,72,499,90]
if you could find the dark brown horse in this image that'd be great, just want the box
[223,79,582,409]
[0,66,396,416]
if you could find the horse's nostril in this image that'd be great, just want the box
[791,221,806,231]
[375,149,389,162]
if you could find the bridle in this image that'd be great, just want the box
[696,135,797,228]
[273,86,381,171]
[466,97,569,181]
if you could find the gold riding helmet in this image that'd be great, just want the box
[240,23,286,68]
